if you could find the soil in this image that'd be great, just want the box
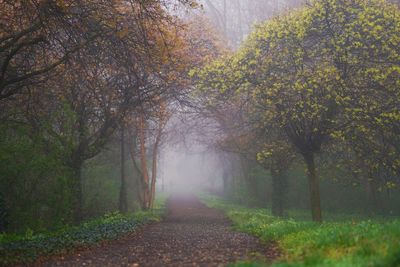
[38,195,280,267]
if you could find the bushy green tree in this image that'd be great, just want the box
[194,0,400,221]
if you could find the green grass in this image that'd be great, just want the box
[200,194,400,267]
[0,195,168,266]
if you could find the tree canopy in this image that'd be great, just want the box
[193,0,400,221]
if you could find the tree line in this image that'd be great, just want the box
[0,0,222,232]
[192,0,400,222]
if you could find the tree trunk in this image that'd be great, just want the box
[303,152,322,222]
[240,157,259,207]
[366,174,382,215]
[271,170,287,217]
[138,115,150,210]
[127,128,146,209]
[149,138,161,209]
[222,169,229,196]
[149,117,164,208]
[149,149,158,209]
[119,126,128,214]
[70,160,83,224]
[223,0,227,36]
[161,174,165,192]
[0,192,9,232]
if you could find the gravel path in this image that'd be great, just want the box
[39,195,279,267]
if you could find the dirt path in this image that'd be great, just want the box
[40,195,279,267]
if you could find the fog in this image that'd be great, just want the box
[196,0,304,47]
[154,0,400,220]
[157,113,224,194]
[2,0,400,241]
[1,1,400,265]
[155,0,307,196]
[159,142,222,194]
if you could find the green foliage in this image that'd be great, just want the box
[193,0,400,222]
[0,120,146,232]
[201,195,400,267]
[82,154,121,218]
[0,123,72,232]
[82,143,147,219]
[0,203,166,266]
[220,161,400,218]
[0,193,8,232]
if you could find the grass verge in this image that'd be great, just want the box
[0,195,168,266]
[199,194,400,267]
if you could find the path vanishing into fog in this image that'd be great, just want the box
[40,195,279,267]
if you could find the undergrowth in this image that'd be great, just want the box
[0,195,167,266]
[200,194,400,267]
